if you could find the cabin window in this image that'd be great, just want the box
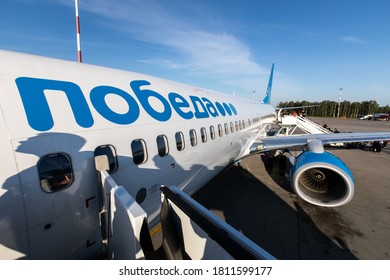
[235,121,239,131]
[38,153,73,193]
[218,124,223,137]
[210,126,215,140]
[242,120,246,129]
[156,135,169,157]
[94,145,118,173]
[131,139,148,165]
[200,127,207,143]
[239,120,242,130]
[224,123,229,135]
[190,129,197,146]
[175,132,185,151]
[248,119,251,126]
[230,122,234,133]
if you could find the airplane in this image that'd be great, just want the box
[1,49,390,260]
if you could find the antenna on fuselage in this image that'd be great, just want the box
[75,0,82,63]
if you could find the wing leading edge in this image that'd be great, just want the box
[250,132,390,154]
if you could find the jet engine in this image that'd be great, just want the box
[289,150,354,207]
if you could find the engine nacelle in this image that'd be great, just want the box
[290,151,354,207]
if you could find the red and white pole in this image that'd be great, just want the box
[75,0,82,63]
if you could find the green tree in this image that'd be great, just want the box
[277,99,388,118]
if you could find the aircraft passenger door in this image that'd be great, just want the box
[12,133,102,259]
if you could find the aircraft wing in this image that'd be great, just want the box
[250,132,390,153]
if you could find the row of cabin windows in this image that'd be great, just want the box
[37,116,264,193]
[131,119,256,165]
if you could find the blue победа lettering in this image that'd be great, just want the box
[15,77,238,131]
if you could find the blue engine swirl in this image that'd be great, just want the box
[289,151,355,207]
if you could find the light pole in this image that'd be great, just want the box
[337,88,343,118]
[75,0,82,63]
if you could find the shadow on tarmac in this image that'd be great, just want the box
[193,155,357,260]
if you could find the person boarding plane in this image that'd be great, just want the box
[1,50,389,260]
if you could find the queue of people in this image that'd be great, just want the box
[322,122,339,133]
[372,141,385,153]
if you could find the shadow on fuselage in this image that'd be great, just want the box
[0,133,101,259]
[1,132,229,259]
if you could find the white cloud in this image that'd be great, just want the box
[161,31,264,75]
[65,0,266,80]
[340,36,367,44]
[51,0,284,101]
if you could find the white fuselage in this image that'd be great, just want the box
[0,50,275,259]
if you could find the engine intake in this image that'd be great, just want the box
[290,151,354,207]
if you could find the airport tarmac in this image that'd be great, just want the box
[193,117,390,260]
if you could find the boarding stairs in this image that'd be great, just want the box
[295,116,333,134]
[274,115,333,136]
[94,155,275,260]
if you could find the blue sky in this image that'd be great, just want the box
[1,0,390,106]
